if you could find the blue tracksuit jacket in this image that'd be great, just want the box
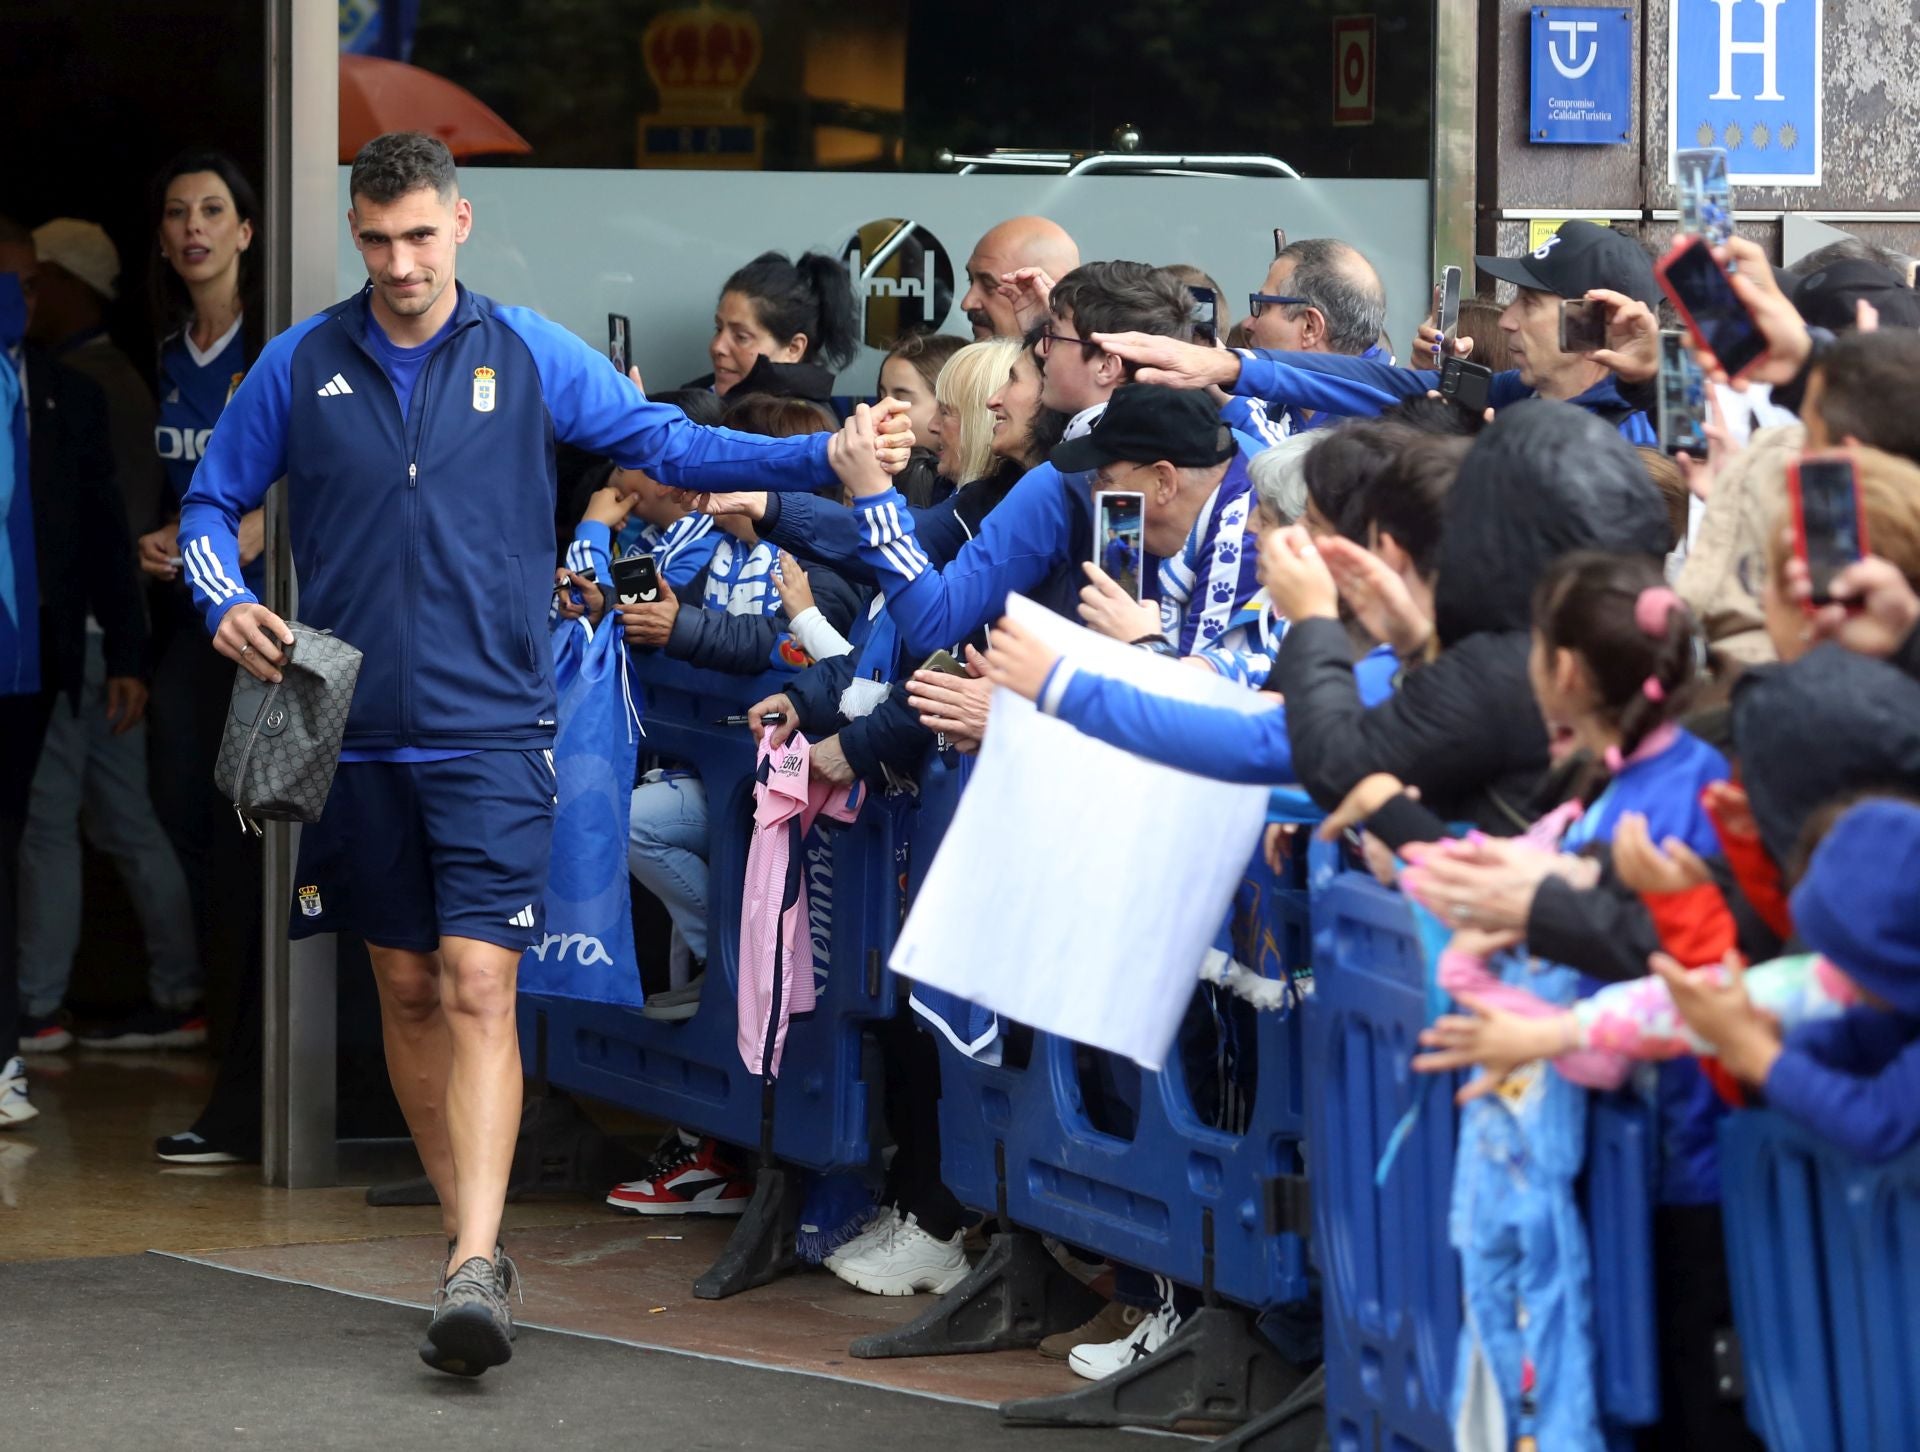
[1228,349,1658,445]
[178,283,834,752]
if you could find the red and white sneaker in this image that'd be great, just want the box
[605,1130,751,1216]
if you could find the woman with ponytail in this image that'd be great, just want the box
[698,250,860,400]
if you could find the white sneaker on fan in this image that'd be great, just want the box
[827,1212,967,1296]
[1067,1281,1182,1380]
[0,1057,39,1128]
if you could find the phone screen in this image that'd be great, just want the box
[1093,490,1147,602]
[1187,286,1218,346]
[1797,458,1865,603]
[1559,299,1607,354]
[609,552,661,605]
[1675,147,1734,247]
[1437,266,1461,344]
[1661,239,1768,379]
[608,313,631,375]
[1657,332,1709,456]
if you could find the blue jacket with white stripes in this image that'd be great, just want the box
[178,284,834,752]
[1228,349,1658,444]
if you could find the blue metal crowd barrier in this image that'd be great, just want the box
[1720,1110,1920,1452]
[1307,862,1460,1452]
[1307,858,1662,1449]
[932,848,1312,1314]
[516,655,901,1174]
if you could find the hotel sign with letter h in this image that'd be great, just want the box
[1530,7,1634,145]
[1670,0,1823,185]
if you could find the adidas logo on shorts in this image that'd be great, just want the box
[509,904,536,929]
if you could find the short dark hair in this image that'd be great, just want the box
[349,132,458,206]
[1815,330,1920,465]
[1050,261,1195,370]
[1301,418,1417,542]
[722,251,860,373]
[1278,238,1387,355]
[720,392,837,439]
[646,387,725,428]
[1354,435,1469,578]
[1378,393,1487,438]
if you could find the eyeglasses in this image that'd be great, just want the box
[1247,293,1310,319]
[1036,328,1092,357]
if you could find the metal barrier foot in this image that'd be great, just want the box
[692,1162,800,1300]
[365,1092,647,1206]
[847,1230,1104,1359]
[1198,1365,1327,1452]
[999,1305,1309,1431]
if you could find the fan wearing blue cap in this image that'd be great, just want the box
[1659,796,1920,1163]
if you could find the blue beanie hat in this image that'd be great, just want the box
[1790,799,1920,1020]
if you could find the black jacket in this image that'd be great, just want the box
[24,343,145,702]
[1278,400,1673,847]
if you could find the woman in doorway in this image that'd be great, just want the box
[134,151,266,1162]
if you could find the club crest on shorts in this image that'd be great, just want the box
[472,365,497,413]
[297,884,323,918]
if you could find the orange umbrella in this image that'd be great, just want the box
[338,54,532,162]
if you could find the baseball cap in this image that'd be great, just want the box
[33,218,120,301]
[1789,258,1920,333]
[1050,384,1236,475]
[1476,220,1660,310]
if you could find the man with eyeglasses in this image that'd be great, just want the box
[835,262,1264,660]
[1224,238,1392,445]
[1103,222,1661,445]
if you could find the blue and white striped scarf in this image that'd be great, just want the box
[1156,453,1262,655]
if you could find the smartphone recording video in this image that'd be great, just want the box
[1558,298,1607,354]
[1657,236,1768,381]
[1656,331,1709,457]
[1675,147,1735,247]
[1792,453,1868,607]
[1187,286,1219,347]
[608,313,631,375]
[1093,490,1146,602]
[1436,265,1462,349]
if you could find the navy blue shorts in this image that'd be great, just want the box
[291,750,557,953]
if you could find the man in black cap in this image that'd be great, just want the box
[1091,221,1662,443]
[1054,384,1263,656]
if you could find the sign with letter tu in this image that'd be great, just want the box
[1529,7,1634,145]
[1669,0,1822,185]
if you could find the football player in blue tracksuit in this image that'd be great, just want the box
[176,132,906,1377]
[1097,223,1664,447]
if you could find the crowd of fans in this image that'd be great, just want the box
[7,134,1920,1440]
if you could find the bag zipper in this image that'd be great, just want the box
[230,672,285,837]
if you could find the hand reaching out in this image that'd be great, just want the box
[977,616,1060,703]
[773,550,815,618]
[1611,811,1714,895]
[1259,525,1339,624]
[1317,535,1432,657]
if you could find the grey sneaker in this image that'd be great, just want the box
[421,1251,518,1376]
[641,971,705,1022]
